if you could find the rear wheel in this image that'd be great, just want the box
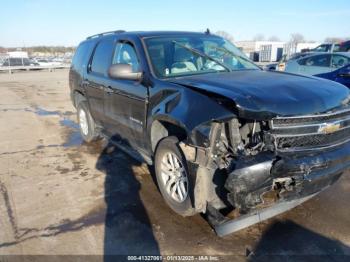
[77,100,99,143]
[154,136,196,216]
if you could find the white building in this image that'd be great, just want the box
[235,41,285,62]
[259,43,285,62]
[7,51,29,58]
[283,42,320,58]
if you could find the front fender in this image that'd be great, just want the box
[148,85,236,146]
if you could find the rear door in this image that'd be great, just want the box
[298,54,332,75]
[84,38,114,124]
[103,40,148,149]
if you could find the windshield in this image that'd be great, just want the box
[313,44,330,52]
[144,35,260,78]
[313,44,340,52]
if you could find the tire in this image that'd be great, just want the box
[154,136,197,216]
[76,100,99,143]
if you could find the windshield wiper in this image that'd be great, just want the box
[172,41,231,72]
[210,46,260,69]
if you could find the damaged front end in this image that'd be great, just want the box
[182,106,350,236]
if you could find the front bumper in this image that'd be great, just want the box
[206,141,349,237]
[215,192,318,237]
[225,141,350,213]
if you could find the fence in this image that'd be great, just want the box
[0,64,71,73]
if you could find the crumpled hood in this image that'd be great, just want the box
[169,70,350,119]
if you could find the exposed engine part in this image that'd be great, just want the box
[195,116,350,236]
[222,118,270,159]
[183,118,274,214]
[228,119,243,154]
[201,118,270,170]
[238,120,267,155]
[206,122,232,169]
[273,177,297,193]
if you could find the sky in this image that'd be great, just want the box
[0,0,349,47]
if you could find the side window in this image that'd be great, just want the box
[314,45,328,52]
[112,42,139,72]
[296,57,307,65]
[90,39,114,75]
[71,47,81,66]
[333,44,340,52]
[298,55,330,67]
[331,55,349,68]
[72,41,93,69]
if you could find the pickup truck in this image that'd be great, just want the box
[69,30,350,236]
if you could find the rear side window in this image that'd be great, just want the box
[72,41,94,69]
[298,55,331,67]
[90,39,114,75]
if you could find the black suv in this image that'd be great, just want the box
[69,31,350,236]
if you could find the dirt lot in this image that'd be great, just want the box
[0,70,349,261]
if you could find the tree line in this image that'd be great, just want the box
[0,46,75,54]
[215,31,349,44]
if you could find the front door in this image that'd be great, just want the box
[299,54,332,75]
[104,41,148,149]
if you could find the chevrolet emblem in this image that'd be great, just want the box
[318,123,341,134]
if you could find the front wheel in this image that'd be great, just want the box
[154,136,197,216]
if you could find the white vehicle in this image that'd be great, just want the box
[36,59,62,66]
[52,57,64,63]
[284,52,350,76]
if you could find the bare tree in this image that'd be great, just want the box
[215,31,234,43]
[253,34,265,41]
[268,36,280,41]
[290,33,305,44]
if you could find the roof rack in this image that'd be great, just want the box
[86,30,126,40]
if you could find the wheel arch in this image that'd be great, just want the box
[73,90,86,108]
[148,86,238,152]
[150,118,188,153]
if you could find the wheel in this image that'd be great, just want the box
[154,136,197,216]
[76,100,99,143]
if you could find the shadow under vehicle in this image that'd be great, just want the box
[248,220,350,261]
[69,30,350,236]
[95,138,160,259]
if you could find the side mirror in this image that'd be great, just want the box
[108,64,142,81]
[338,67,350,78]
